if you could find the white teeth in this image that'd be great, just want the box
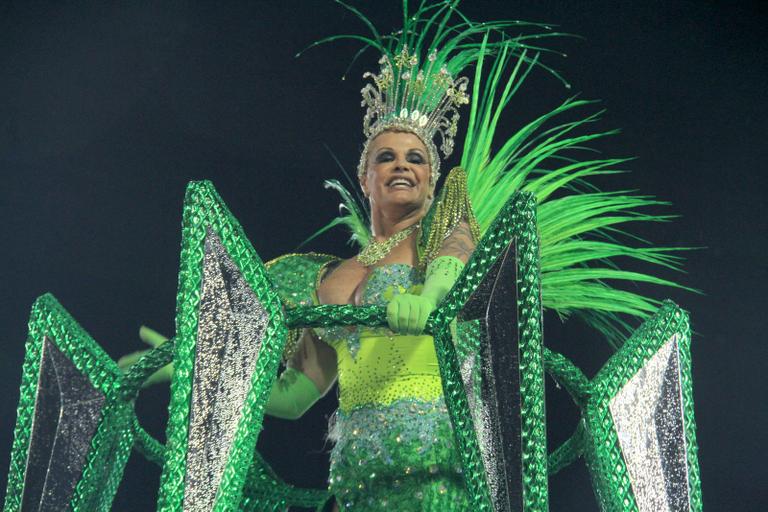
[389,179,413,187]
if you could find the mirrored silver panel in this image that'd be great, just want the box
[182,230,268,511]
[609,335,691,512]
[21,338,106,512]
[458,244,522,512]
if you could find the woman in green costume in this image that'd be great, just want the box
[124,48,481,511]
[261,30,483,507]
[263,2,692,507]
[271,133,477,510]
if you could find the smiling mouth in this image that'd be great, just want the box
[387,178,415,189]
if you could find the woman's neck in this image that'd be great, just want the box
[369,204,425,239]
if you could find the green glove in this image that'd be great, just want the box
[119,325,320,419]
[386,255,465,335]
[117,325,174,387]
[265,367,322,420]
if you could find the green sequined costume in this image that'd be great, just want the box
[316,264,468,510]
[0,3,703,511]
[267,170,481,510]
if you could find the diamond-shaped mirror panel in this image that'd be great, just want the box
[182,230,269,511]
[21,337,106,511]
[582,302,700,512]
[609,335,690,511]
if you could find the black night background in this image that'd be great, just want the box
[0,1,765,509]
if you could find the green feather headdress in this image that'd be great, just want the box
[306,0,692,348]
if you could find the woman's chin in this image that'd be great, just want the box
[385,187,423,199]
[379,192,428,211]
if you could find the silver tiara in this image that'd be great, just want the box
[358,46,470,181]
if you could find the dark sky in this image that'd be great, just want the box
[0,1,766,510]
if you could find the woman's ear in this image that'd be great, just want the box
[360,175,369,198]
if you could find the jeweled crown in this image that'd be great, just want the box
[358,46,470,181]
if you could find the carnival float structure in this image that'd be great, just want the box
[2,2,701,510]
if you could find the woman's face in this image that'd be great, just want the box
[361,131,433,215]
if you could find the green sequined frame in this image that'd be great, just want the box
[4,294,134,512]
[543,301,702,511]
[1,174,705,512]
[581,302,702,512]
[157,181,292,511]
[429,191,548,511]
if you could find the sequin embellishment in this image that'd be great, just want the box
[315,264,424,360]
[318,264,469,510]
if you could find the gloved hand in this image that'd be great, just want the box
[386,255,465,335]
[386,294,436,335]
[117,325,173,387]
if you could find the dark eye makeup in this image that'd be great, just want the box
[375,150,394,162]
[374,149,426,164]
[407,151,425,164]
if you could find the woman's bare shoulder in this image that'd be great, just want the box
[317,257,367,305]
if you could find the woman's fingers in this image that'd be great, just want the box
[408,300,423,335]
[386,295,436,335]
[117,349,149,370]
[398,298,412,334]
[387,299,401,332]
[139,325,169,348]
[142,364,174,388]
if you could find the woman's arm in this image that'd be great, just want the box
[287,327,338,394]
[386,220,476,334]
[118,323,337,420]
[265,328,337,420]
[437,220,476,263]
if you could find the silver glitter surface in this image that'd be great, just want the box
[459,243,523,512]
[457,325,499,504]
[459,351,476,413]
[22,337,106,511]
[458,320,501,507]
[182,230,268,512]
[609,335,691,512]
[474,365,502,509]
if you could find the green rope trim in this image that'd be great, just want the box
[118,339,175,402]
[285,304,386,329]
[132,416,166,467]
[542,347,591,408]
[547,421,586,476]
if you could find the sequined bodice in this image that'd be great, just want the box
[318,264,463,507]
[314,264,443,412]
[316,264,424,353]
[359,263,424,306]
